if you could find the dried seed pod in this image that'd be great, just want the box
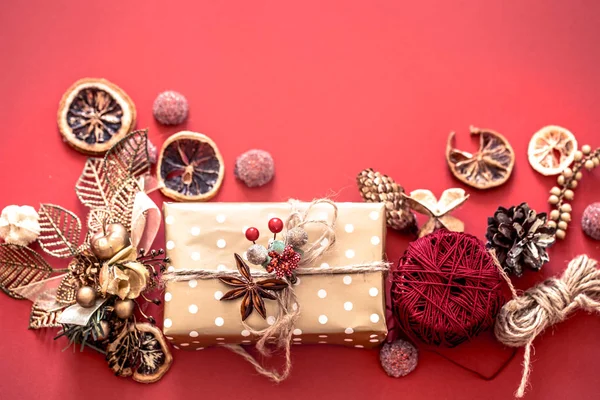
[528,126,578,176]
[356,168,416,232]
[57,78,136,155]
[157,131,225,201]
[403,188,469,238]
[446,126,515,189]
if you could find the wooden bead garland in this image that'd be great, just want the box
[547,144,600,240]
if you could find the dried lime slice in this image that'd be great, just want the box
[157,131,224,201]
[57,78,136,155]
[528,125,578,176]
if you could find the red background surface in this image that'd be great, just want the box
[1,1,599,399]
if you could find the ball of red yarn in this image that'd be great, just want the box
[391,229,504,347]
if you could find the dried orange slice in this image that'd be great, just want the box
[527,125,578,176]
[157,131,224,201]
[57,78,136,155]
[446,126,515,190]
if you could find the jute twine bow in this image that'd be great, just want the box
[162,199,389,382]
[493,253,600,397]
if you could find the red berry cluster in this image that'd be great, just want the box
[245,217,284,243]
[266,245,301,278]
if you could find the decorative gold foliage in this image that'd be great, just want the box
[55,273,79,305]
[29,303,63,329]
[38,204,81,258]
[103,130,150,194]
[0,244,53,299]
[75,158,113,209]
[108,178,139,230]
[87,208,111,233]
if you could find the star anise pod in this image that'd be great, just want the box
[219,253,288,321]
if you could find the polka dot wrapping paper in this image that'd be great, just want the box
[162,202,388,350]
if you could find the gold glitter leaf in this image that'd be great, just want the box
[75,158,113,209]
[38,204,82,258]
[29,303,63,329]
[103,129,150,194]
[0,243,53,299]
[108,178,139,230]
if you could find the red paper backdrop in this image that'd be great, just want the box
[1,1,599,399]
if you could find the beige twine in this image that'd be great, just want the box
[162,199,389,382]
[493,253,600,398]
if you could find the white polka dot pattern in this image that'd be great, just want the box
[161,202,388,349]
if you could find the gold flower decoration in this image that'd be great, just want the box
[402,188,469,238]
[99,246,149,300]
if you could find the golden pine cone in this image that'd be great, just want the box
[357,168,416,232]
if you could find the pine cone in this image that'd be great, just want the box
[485,202,556,277]
[357,168,416,233]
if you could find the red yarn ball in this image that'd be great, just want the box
[268,217,284,234]
[391,229,504,347]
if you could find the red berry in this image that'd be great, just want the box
[245,227,260,242]
[268,218,284,233]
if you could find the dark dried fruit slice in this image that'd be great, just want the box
[132,323,173,383]
[57,78,136,155]
[446,126,515,190]
[157,131,225,201]
[106,323,172,383]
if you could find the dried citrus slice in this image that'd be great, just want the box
[446,126,515,189]
[527,125,578,176]
[57,78,136,155]
[157,131,224,201]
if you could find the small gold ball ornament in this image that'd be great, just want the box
[115,299,135,319]
[76,286,97,308]
[97,320,111,341]
[90,223,130,260]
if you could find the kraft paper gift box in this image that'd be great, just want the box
[162,201,388,349]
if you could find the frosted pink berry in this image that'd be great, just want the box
[379,339,418,378]
[234,149,275,188]
[147,139,158,164]
[582,202,600,240]
[153,91,189,125]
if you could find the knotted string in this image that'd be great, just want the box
[163,199,388,382]
[493,253,600,397]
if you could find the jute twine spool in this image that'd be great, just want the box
[494,254,600,398]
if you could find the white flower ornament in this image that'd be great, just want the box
[0,205,41,246]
